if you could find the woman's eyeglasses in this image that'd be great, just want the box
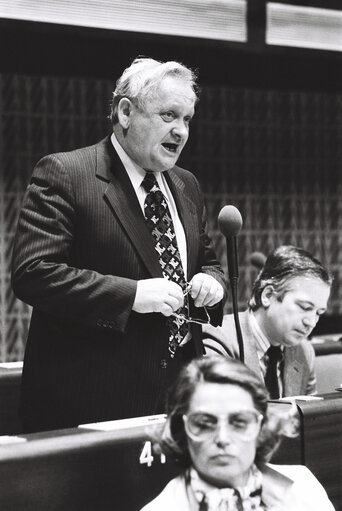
[183,410,263,441]
[171,283,210,325]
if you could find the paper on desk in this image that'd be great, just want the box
[311,334,342,343]
[0,361,23,369]
[278,395,324,402]
[0,436,27,445]
[78,414,167,431]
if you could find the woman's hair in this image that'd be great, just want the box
[153,356,297,468]
[249,245,333,311]
[109,56,200,124]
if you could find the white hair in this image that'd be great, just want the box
[109,56,199,123]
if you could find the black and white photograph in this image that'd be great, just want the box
[0,1,341,509]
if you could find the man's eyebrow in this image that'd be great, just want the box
[297,299,314,305]
[297,298,326,310]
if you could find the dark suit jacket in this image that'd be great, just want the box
[203,311,317,396]
[12,136,226,432]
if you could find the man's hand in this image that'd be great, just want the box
[132,278,184,316]
[189,273,224,308]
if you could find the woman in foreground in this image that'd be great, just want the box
[141,356,335,510]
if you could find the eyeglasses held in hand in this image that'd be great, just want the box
[171,283,210,325]
[183,410,263,441]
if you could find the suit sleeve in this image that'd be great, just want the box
[305,341,317,395]
[190,174,228,327]
[11,154,136,332]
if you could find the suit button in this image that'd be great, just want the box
[97,319,104,327]
[160,359,168,369]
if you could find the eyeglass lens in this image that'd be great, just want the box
[184,411,262,440]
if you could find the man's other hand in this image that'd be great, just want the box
[132,278,184,316]
[189,273,224,308]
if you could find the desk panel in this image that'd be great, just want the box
[0,419,179,511]
[0,395,340,510]
[0,363,23,435]
[297,393,342,510]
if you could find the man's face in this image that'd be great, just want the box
[118,76,196,172]
[261,276,330,347]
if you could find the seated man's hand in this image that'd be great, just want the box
[189,273,224,308]
[132,278,184,316]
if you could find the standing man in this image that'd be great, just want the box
[203,246,332,397]
[12,57,226,432]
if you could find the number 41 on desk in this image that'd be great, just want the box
[139,441,166,467]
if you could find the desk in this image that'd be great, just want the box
[0,394,340,510]
[311,337,342,393]
[0,362,23,435]
[0,416,178,511]
[271,393,342,510]
[297,393,342,509]
[1,344,341,435]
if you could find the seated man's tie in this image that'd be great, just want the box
[264,345,283,399]
[142,172,188,358]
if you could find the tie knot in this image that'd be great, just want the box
[142,172,159,193]
[267,345,282,363]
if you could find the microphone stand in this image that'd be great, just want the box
[227,238,245,363]
[218,204,244,363]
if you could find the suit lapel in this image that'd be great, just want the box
[95,137,163,278]
[283,348,303,396]
[164,170,198,280]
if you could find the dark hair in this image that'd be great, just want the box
[154,356,293,468]
[249,245,332,311]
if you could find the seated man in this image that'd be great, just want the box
[203,245,333,398]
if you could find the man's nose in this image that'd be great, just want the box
[303,313,318,328]
[171,122,188,140]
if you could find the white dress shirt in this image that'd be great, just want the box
[248,311,284,397]
[111,132,188,277]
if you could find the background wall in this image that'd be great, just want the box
[1,1,342,361]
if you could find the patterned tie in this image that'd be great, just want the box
[142,172,188,358]
[264,345,283,399]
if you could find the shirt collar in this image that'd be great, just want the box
[248,310,270,359]
[111,132,167,193]
[248,311,284,360]
[261,463,295,507]
[111,132,145,193]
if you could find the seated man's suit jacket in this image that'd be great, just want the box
[203,310,317,396]
[11,136,226,432]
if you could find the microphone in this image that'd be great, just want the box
[218,205,244,362]
[250,251,266,270]
[218,206,243,282]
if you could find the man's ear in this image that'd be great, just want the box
[261,285,275,308]
[117,98,133,129]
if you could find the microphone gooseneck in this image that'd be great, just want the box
[218,205,244,362]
